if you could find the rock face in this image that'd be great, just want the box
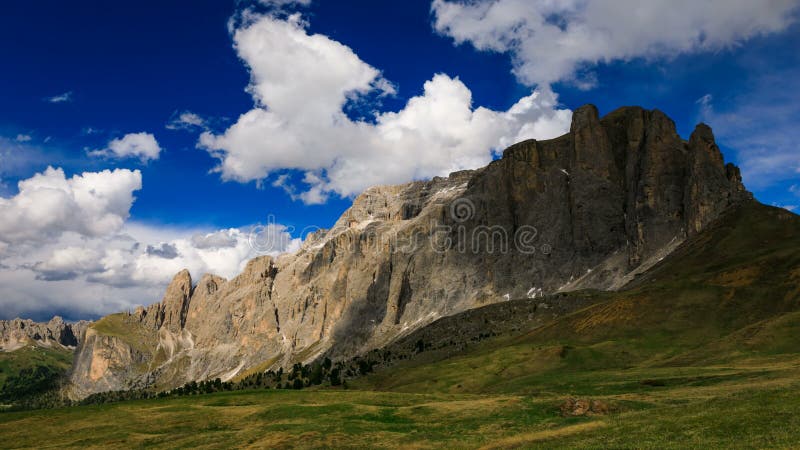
[136,269,193,333]
[0,316,90,352]
[69,105,750,397]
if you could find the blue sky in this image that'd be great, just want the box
[1,0,799,321]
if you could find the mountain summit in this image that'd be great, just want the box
[68,105,750,397]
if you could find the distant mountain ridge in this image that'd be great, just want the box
[67,104,751,398]
[0,317,89,352]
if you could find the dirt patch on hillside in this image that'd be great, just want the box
[710,266,761,287]
[559,398,612,417]
[572,298,638,333]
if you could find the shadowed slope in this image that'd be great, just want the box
[354,201,800,395]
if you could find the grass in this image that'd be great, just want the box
[0,389,557,448]
[2,357,799,448]
[547,387,800,449]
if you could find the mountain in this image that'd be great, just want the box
[0,317,89,352]
[1,317,88,408]
[3,199,798,447]
[67,105,750,398]
[353,200,800,395]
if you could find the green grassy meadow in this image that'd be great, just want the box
[2,355,799,448]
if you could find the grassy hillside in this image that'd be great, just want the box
[1,360,799,448]
[1,201,799,448]
[0,346,73,409]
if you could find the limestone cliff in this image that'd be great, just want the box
[68,105,750,397]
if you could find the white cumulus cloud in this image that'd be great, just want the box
[32,246,105,281]
[0,166,142,244]
[199,13,572,203]
[0,168,302,320]
[91,132,162,162]
[432,0,800,87]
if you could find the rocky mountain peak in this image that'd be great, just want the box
[134,269,193,332]
[69,105,753,397]
[161,269,192,332]
[569,103,601,131]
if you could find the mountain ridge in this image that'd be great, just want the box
[66,104,751,398]
[0,317,89,353]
